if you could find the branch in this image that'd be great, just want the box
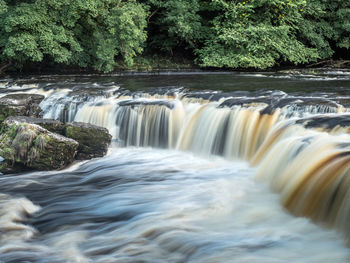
[147,8,159,24]
[305,59,333,68]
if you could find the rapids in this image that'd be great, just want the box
[1,71,350,262]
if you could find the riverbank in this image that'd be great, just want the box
[1,56,350,78]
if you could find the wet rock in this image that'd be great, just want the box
[296,115,350,131]
[5,116,65,135]
[0,118,78,174]
[0,160,27,174]
[260,97,340,115]
[219,97,271,108]
[118,100,175,109]
[183,92,216,101]
[0,94,44,122]
[64,122,112,160]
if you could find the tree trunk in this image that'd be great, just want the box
[0,61,12,76]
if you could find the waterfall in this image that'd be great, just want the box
[254,122,350,238]
[39,88,350,240]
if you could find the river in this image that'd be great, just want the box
[0,71,350,262]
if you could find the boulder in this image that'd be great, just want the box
[64,122,112,160]
[0,117,112,164]
[0,94,45,122]
[0,118,78,174]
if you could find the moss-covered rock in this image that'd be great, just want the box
[0,94,44,123]
[64,122,112,160]
[0,159,27,174]
[1,117,111,165]
[0,118,78,174]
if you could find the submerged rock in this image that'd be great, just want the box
[0,93,44,122]
[64,122,112,160]
[0,118,78,174]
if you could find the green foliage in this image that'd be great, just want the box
[0,0,7,15]
[196,0,320,68]
[0,0,148,72]
[300,0,350,52]
[0,0,349,72]
[144,0,349,69]
[197,25,318,69]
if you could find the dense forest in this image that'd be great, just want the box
[0,0,349,74]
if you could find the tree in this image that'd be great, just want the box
[0,0,148,72]
[195,0,320,69]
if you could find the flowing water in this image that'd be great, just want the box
[1,71,350,262]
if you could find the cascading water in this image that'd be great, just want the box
[35,76,350,239]
[1,72,350,262]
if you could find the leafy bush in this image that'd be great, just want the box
[196,0,320,68]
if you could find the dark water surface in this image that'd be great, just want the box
[2,70,350,93]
